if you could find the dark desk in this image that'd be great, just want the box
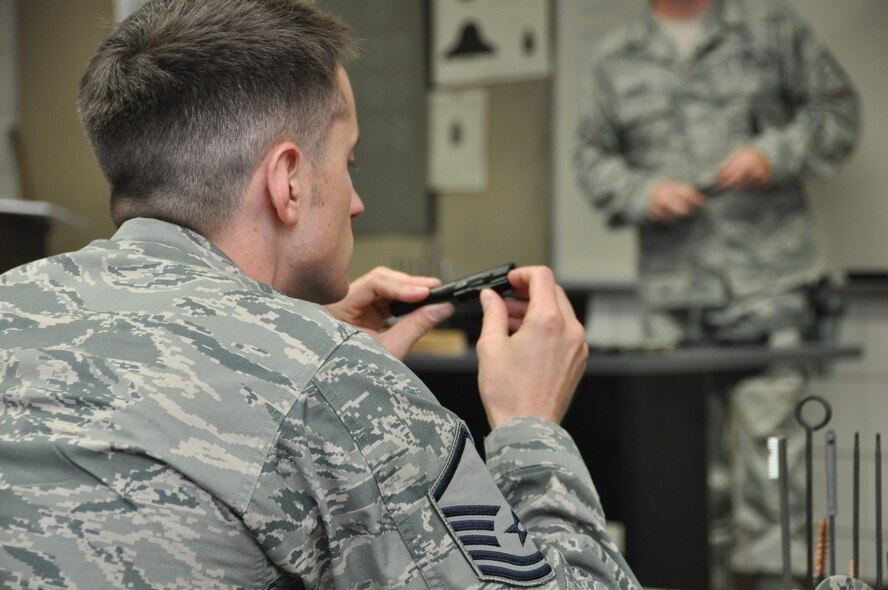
[406,344,861,590]
[0,211,49,273]
[0,200,83,274]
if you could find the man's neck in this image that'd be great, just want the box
[652,0,712,20]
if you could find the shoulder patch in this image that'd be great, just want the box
[430,426,554,586]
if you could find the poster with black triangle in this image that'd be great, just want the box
[432,0,550,87]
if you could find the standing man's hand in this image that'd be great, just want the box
[476,266,589,429]
[647,179,705,222]
[325,267,454,360]
[717,147,773,189]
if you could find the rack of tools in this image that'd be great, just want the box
[771,395,885,590]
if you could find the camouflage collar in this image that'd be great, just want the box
[111,217,273,294]
[630,0,747,62]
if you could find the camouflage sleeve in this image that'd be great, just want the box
[574,62,658,228]
[485,418,640,590]
[243,330,640,589]
[749,1,860,184]
[241,330,458,588]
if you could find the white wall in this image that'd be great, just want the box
[794,0,888,273]
[553,0,642,285]
[0,0,18,199]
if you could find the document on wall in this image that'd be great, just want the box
[428,88,488,193]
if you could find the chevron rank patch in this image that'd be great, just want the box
[430,426,554,586]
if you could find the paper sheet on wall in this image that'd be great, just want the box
[432,0,550,87]
[428,89,488,192]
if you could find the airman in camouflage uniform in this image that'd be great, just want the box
[0,220,636,589]
[574,0,859,585]
[0,0,638,588]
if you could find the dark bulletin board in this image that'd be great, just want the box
[318,0,431,234]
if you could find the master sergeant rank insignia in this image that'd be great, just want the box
[430,426,554,585]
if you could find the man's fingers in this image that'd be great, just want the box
[554,285,578,323]
[687,190,705,206]
[380,303,454,360]
[676,186,705,208]
[664,198,691,217]
[662,192,702,218]
[504,298,528,319]
[649,181,704,222]
[719,167,742,188]
[478,289,509,345]
[718,148,771,188]
[371,268,438,300]
[505,266,558,311]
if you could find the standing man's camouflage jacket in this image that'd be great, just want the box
[575,0,859,310]
[0,218,638,589]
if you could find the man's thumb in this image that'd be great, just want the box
[384,303,455,359]
[478,289,508,342]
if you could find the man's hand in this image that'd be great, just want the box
[647,179,705,222]
[325,267,454,360]
[475,266,589,429]
[717,147,773,189]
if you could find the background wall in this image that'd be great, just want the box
[0,0,17,199]
[798,0,888,275]
[351,79,552,280]
[318,0,431,237]
[16,0,116,255]
[553,0,642,285]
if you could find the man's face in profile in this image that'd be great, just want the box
[287,67,365,304]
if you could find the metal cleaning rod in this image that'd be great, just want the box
[779,436,791,590]
[853,431,860,578]
[826,430,837,576]
[876,433,882,590]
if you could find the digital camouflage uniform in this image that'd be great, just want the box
[574,0,858,580]
[0,218,639,590]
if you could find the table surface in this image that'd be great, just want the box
[405,342,863,376]
[0,199,86,228]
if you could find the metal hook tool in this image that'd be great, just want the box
[796,395,833,590]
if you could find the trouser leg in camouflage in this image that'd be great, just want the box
[644,290,813,585]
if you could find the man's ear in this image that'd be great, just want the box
[265,142,304,226]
